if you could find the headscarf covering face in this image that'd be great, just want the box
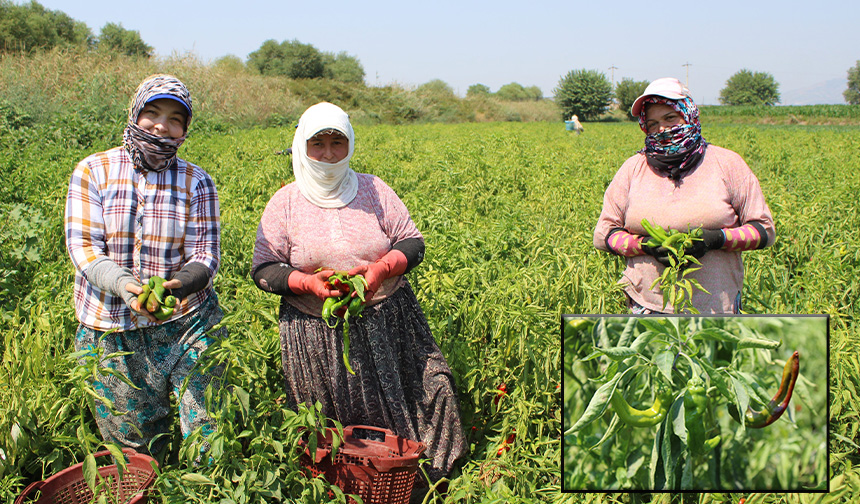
[122,74,193,172]
[291,102,358,208]
[637,95,707,181]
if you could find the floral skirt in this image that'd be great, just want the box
[278,281,466,481]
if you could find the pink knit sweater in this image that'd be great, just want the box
[594,145,775,313]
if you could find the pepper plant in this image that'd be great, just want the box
[562,316,825,491]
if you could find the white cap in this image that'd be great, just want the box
[631,78,693,117]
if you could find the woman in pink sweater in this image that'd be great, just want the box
[252,102,465,483]
[594,78,775,314]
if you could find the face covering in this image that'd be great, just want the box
[291,102,358,208]
[638,96,707,181]
[122,74,193,172]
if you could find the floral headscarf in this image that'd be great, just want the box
[637,95,707,181]
[122,74,193,172]
[291,102,358,208]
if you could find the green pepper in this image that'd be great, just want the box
[609,384,673,427]
[347,295,364,317]
[137,284,151,307]
[154,305,174,320]
[148,275,167,304]
[685,377,720,456]
[729,351,800,428]
[145,291,160,313]
[323,295,351,328]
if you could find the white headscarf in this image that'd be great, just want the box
[291,102,358,208]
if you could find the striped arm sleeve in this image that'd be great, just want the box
[722,222,768,252]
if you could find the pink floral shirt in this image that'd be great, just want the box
[253,173,423,316]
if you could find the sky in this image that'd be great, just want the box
[37,0,860,105]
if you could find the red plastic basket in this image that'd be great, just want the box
[15,448,158,504]
[299,425,426,504]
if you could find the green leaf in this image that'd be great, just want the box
[83,453,98,493]
[181,473,215,485]
[563,369,627,434]
[594,346,637,361]
[654,350,675,383]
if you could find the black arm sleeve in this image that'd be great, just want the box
[391,237,425,273]
[168,262,212,300]
[252,261,297,296]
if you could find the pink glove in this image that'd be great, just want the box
[347,250,408,298]
[287,270,342,301]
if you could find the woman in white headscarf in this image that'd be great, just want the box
[252,102,466,484]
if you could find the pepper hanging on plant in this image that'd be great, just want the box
[684,376,721,456]
[609,382,673,428]
[728,351,800,428]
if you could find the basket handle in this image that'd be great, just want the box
[343,425,395,441]
[14,481,44,504]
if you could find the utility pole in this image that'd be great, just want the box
[608,65,618,87]
[682,62,692,86]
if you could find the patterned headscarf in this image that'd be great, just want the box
[291,102,358,208]
[122,74,193,172]
[637,95,707,181]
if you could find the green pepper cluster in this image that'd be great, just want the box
[684,377,721,456]
[320,272,369,375]
[137,275,177,320]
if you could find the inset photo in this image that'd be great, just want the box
[561,315,827,493]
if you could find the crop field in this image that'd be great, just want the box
[0,118,858,503]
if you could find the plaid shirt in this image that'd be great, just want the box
[65,147,221,331]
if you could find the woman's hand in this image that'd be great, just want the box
[687,229,726,258]
[640,241,672,266]
[347,250,408,298]
[288,270,343,301]
[125,283,158,323]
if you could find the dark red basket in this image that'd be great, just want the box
[299,425,426,504]
[15,448,158,504]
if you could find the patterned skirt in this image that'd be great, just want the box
[278,281,466,481]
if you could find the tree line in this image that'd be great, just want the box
[553,64,860,122]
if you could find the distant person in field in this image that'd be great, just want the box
[569,114,584,134]
[251,102,466,486]
[593,77,775,313]
[64,74,225,457]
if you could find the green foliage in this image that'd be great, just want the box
[554,69,613,121]
[496,82,529,101]
[844,60,860,105]
[0,0,93,52]
[1,119,860,502]
[719,69,781,106]
[96,22,152,58]
[247,39,324,79]
[321,51,365,83]
[466,83,491,98]
[282,40,324,79]
[615,77,649,120]
[211,55,246,75]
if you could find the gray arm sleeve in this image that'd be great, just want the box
[85,256,139,305]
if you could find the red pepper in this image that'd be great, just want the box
[494,383,508,405]
[497,429,516,456]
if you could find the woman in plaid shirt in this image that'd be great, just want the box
[64,74,225,457]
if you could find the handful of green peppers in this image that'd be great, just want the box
[137,275,177,321]
[641,218,711,314]
[321,272,369,375]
